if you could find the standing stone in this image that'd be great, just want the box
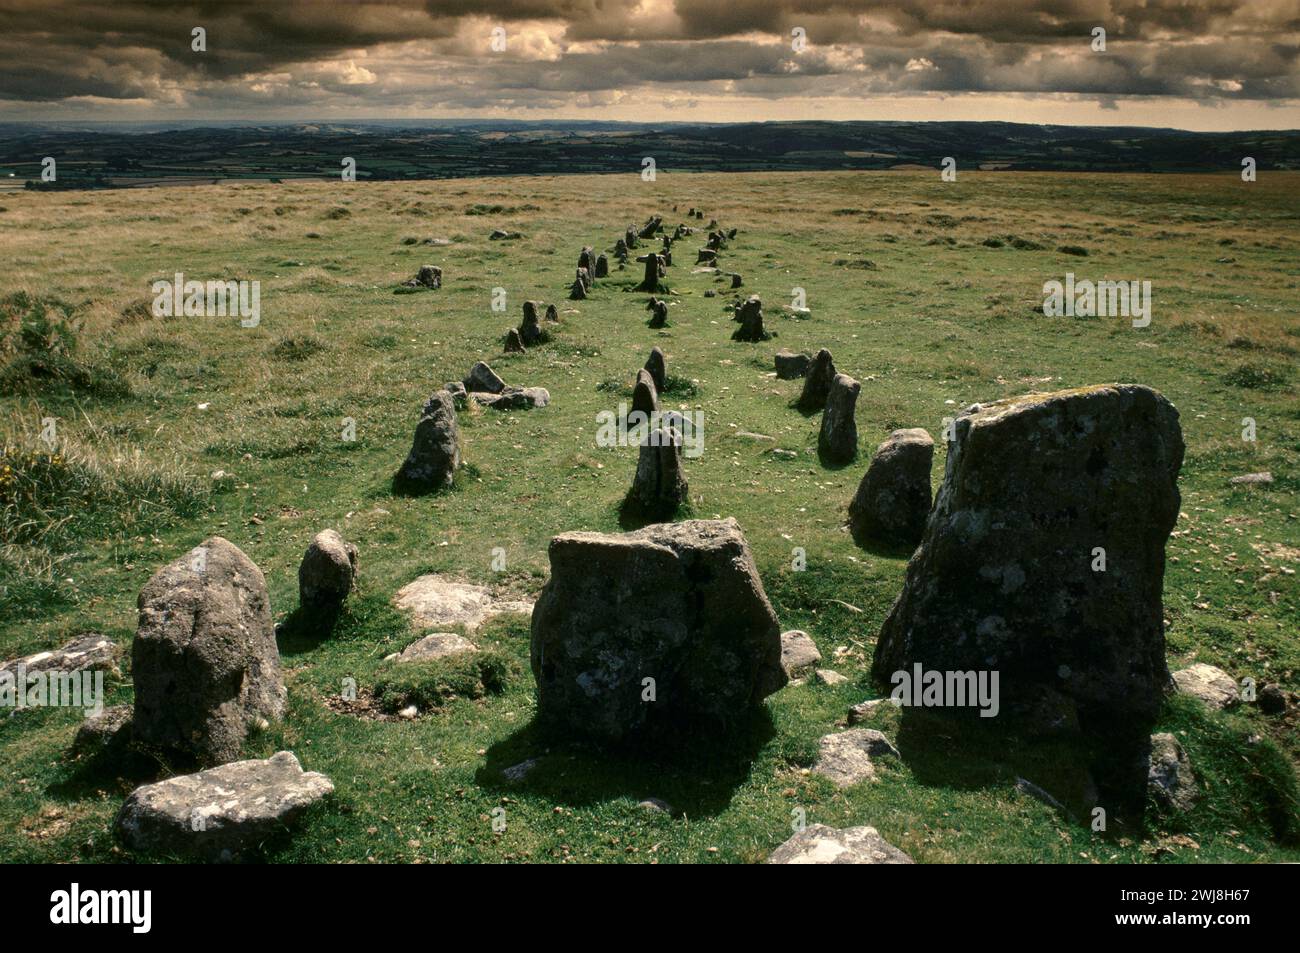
[395,390,463,493]
[647,296,669,328]
[731,273,743,289]
[298,529,358,609]
[115,751,333,859]
[624,224,639,250]
[463,361,505,394]
[631,368,660,422]
[775,350,810,379]
[644,347,667,393]
[530,518,785,742]
[768,824,913,864]
[732,295,771,342]
[635,253,665,292]
[615,238,628,260]
[629,426,689,516]
[578,246,597,277]
[504,327,526,353]
[638,215,662,239]
[818,374,860,463]
[594,254,609,278]
[403,265,441,289]
[871,384,1184,738]
[133,537,286,765]
[575,267,592,291]
[848,429,934,546]
[544,303,559,323]
[696,248,718,266]
[569,277,587,300]
[519,301,545,345]
[797,349,837,409]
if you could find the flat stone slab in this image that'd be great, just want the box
[1,633,118,678]
[847,699,889,724]
[393,575,534,633]
[780,630,822,679]
[813,728,899,787]
[768,824,913,864]
[115,751,333,858]
[390,632,478,663]
[1172,663,1239,710]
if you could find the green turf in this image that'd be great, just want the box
[1,170,1296,863]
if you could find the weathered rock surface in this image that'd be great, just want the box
[1171,663,1239,710]
[635,253,665,292]
[298,529,357,609]
[644,347,666,393]
[72,703,134,756]
[848,428,934,546]
[392,632,477,663]
[812,728,899,787]
[797,349,837,409]
[504,327,526,353]
[780,630,822,679]
[530,518,786,742]
[818,373,860,463]
[473,386,550,410]
[629,427,688,516]
[1,633,119,679]
[395,390,462,493]
[393,576,533,633]
[847,698,888,724]
[768,824,913,864]
[871,384,1185,736]
[402,265,442,289]
[731,295,772,342]
[775,350,810,379]
[133,537,286,765]
[519,302,546,345]
[463,361,506,395]
[1147,732,1197,813]
[115,751,333,858]
[631,368,659,421]
[646,296,669,328]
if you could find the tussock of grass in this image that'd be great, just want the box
[1223,362,1290,390]
[373,650,516,713]
[0,294,129,399]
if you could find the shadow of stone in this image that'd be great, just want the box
[893,705,1149,837]
[616,492,685,531]
[476,707,777,819]
[276,603,344,657]
[847,524,919,560]
[816,445,857,471]
[49,735,192,801]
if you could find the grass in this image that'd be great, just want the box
[0,170,1296,863]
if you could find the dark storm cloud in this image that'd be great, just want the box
[0,0,1294,112]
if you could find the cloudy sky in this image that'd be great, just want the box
[0,0,1297,130]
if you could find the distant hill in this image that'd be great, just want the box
[0,119,1295,188]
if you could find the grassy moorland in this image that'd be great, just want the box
[0,170,1296,863]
